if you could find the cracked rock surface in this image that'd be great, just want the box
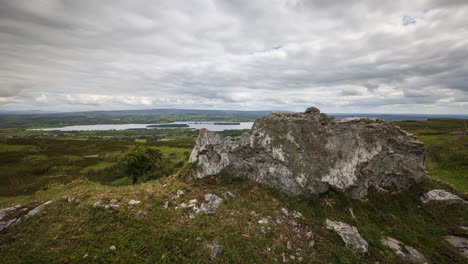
[190,107,426,199]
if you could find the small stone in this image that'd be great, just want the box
[189,199,198,205]
[164,201,169,208]
[176,190,184,198]
[209,241,222,258]
[223,191,236,199]
[109,245,116,251]
[104,204,120,210]
[292,211,304,219]
[298,256,303,261]
[258,218,269,224]
[179,203,188,208]
[281,208,289,216]
[306,231,313,239]
[110,199,119,204]
[93,201,103,208]
[82,254,88,259]
[134,210,147,218]
[380,237,427,263]
[128,200,141,205]
[290,255,295,260]
[200,194,222,214]
[325,219,368,254]
[287,241,292,250]
[64,195,80,204]
[308,240,315,248]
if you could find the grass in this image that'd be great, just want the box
[0,138,194,196]
[0,175,466,263]
[0,118,466,263]
[394,118,468,192]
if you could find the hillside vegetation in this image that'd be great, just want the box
[0,118,467,263]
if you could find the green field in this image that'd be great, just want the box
[0,138,194,196]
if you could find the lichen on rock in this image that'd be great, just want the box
[189,107,426,199]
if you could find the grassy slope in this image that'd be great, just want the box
[0,175,466,263]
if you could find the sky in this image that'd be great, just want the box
[0,0,467,114]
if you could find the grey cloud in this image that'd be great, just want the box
[0,0,467,114]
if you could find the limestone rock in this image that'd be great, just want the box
[325,219,368,254]
[0,218,19,232]
[27,201,53,217]
[200,194,222,214]
[0,205,21,220]
[380,237,427,263]
[421,189,467,208]
[128,200,141,205]
[189,107,426,199]
[444,236,468,258]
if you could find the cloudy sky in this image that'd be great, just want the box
[0,0,467,114]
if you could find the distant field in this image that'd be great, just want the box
[0,117,466,196]
[0,138,194,196]
[394,118,468,192]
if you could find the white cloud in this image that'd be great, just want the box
[0,0,467,114]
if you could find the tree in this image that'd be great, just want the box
[125,145,163,184]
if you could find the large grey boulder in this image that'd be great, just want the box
[380,237,427,263]
[189,107,426,199]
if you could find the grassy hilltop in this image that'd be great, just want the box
[0,118,467,263]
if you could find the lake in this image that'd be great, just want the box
[30,121,255,132]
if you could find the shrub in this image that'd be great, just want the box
[124,145,163,184]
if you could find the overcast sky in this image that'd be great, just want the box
[0,0,467,114]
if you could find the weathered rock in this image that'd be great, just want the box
[258,218,269,224]
[208,241,222,258]
[27,201,53,217]
[104,204,120,210]
[200,194,222,214]
[128,199,141,205]
[0,205,21,220]
[189,107,426,199]
[444,236,468,258]
[0,218,19,232]
[380,237,427,263]
[325,219,368,254]
[421,189,467,208]
[176,190,184,198]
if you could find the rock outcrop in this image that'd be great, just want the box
[189,107,426,199]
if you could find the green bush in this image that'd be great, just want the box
[124,145,163,184]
